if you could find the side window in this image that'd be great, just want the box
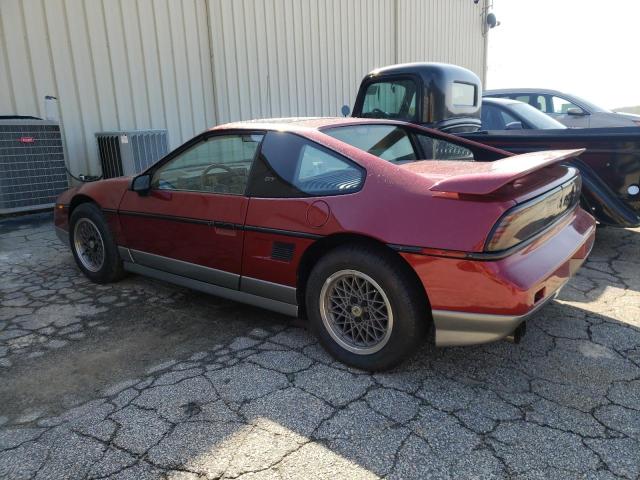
[248,132,364,198]
[514,95,531,104]
[481,103,503,130]
[416,133,474,161]
[533,95,548,112]
[152,134,263,194]
[551,96,582,114]
[361,79,417,121]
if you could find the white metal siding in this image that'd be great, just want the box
[396,0,486,80]
[208,0,397,122]
[0,0,216,176]
[1,0,487,176]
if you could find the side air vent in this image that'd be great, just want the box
[96,130,168,179]
[271,241,295,261]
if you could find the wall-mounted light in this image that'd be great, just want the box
[486,12,500,29]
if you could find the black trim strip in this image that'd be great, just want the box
[118,209,210,226]
[387,244,423,254]
[243,225,323,240]
[102,208,117,214]
[213,221,237,230]
[115,209,323,240]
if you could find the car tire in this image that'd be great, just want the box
[305,244,428,371]
[69,202,125,284]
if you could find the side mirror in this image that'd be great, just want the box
[567,107,586,116]
[505,121,523,130]
[131,174,151,195]
[341,105,351,117]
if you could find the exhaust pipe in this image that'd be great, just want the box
[506,322,527,344]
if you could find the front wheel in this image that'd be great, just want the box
[69,203,125,284]
[306,244,428,371]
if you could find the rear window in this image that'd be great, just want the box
[324,125,474,162]
[324,125,417,163]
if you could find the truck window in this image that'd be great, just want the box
[452,82,476,106]
[361,79,417,121]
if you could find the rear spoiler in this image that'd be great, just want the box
[429,149,585,195]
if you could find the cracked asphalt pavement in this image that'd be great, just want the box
[1,212,639,479]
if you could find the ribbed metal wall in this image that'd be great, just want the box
[397,0,486,78]
[0,0,487,176]
[208,0,396,122]
[0,0,216,176]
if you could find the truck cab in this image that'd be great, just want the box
[351,62,483,133]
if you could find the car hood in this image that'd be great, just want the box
[614,112,640,120]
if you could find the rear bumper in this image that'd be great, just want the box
[402,208,596,347]
[431,277,567,346]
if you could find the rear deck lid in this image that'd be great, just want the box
[401,149,584,195]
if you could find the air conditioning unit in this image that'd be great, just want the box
[0,118,69,214]
[96,129,169,179]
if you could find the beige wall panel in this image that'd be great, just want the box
[207,0,398,123]
[1,0,486,175]
[396,0,486,81]
[0,0,217,175]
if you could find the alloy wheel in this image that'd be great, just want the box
[73,218,105,273]
[319,269,393,355]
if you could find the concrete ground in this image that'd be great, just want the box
[0,212,639,480]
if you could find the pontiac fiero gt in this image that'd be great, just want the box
[55,118,595,370]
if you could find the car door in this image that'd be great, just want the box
[118,131,264,289]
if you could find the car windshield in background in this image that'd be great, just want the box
[324,125,417,163]
[510,103,567,129]
[570,94,610,113]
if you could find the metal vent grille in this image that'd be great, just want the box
[271,241,295,261]
[0,119,68,214]
[96,130,168,179]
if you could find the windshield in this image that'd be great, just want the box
[568,94,610,113]
[509,103,567,129]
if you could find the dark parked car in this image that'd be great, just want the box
[484,88,640,128]
[481,97,567,131]
[351,63,640,228]
[54,117,594,370]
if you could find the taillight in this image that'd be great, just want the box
[485,175,581,252]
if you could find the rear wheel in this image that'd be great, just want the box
[69,203,124,283]
[306,244,427,371]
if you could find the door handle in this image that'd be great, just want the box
[213,221,236,230]
[213,221,238,236]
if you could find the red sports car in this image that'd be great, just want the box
[54,118,595,370]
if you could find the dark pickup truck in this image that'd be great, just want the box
[350,62,640,227]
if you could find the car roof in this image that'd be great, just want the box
[483,88,563,96]
[210,117,418,132]
[482,97,523,106]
